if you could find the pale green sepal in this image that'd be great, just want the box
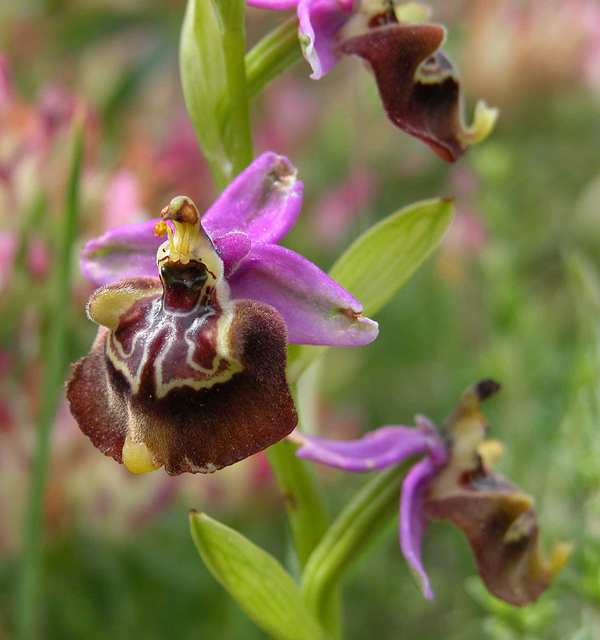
[189,511,329,640]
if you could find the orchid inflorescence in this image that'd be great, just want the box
[62,0,570,631]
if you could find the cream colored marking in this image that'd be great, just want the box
[106,332,146,394]
[414,61,455,85]
[184,458,218,474]
[122,437,161,474]
[457,100,499,146]
[88,283,162,331]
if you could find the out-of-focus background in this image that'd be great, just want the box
[1,0,600,638]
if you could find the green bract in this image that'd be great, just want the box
[189,511,329,640]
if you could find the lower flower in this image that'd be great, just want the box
[292,380,572,605]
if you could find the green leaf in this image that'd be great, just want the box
[189,511,328,640]
[288,198,454,382]
[180,0,252,190]
[329,197,454,317]
[245,17,303,100]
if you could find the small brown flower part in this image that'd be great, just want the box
[339,22,498,162]
[425,381,571,606]
[67,197,297,475]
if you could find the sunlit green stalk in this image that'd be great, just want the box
[16,116,84,640]
[215,17,303,147]
[301,462,411,624]
[219,0,254,177]
[245,16,303,100]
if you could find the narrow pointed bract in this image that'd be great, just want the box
[68,197,298,475]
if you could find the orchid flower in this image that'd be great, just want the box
[68,153,378,476]
[247,0,498,162]
[293,380,571,605]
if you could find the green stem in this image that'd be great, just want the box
[16,116,84,640]
[215,17,303,150]
[220,5,254,177]
[266,439,330,569]
[301,462,411,623]
[245,16,303,100]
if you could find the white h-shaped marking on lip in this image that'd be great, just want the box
[107,299,241,397]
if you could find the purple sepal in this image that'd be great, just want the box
[80,220,161,286]
[298,0,352,79]
[399,456,437,600]
[81,221,253,286]
[201,152,303,244]
[295,426,431,471]
[228,242,378,346]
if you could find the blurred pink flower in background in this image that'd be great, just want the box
[463,0,600,108]
[310,167,377,248]
[0,232,17,291]
[102,169,146,229]
[436,167,487,283]
[256,80,320,156]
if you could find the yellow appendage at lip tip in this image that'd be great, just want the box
[122,437,161,474]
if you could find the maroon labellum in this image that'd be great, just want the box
[67,196,298,475]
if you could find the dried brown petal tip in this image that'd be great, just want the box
[475,379,501,401]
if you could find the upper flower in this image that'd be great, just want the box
[292,380,571,605]
[81,152,378,347]
[247,0,498,161]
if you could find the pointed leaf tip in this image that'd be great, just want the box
[189,512,328,640]
[329,198,454,318]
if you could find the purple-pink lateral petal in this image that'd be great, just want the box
[201,152,303,244]
[295,426,431,471]
[227,242,378,346]
[80,220,162,286]
[399,456,437,600]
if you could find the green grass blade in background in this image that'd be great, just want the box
[16,114,84,640]
[189,511,328,640]
[245,16,303,100]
